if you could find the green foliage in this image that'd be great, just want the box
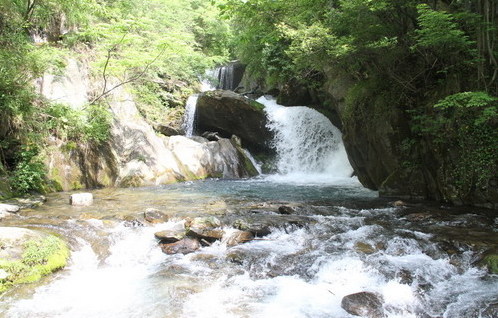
[414,4,475,54]
[412,92,497,199]
[0,235,69,293]
[10,147,46,195]
[45,103,111,144]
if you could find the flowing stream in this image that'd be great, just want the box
[1,99,497,318]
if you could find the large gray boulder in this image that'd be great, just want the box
[196,90,273,155]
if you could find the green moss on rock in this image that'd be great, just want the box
[484,254,498,274]
[0,235,70,293]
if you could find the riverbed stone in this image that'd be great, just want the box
[354,242,376,254]
[277,205,295,215]
[224,230,254,247]
[232,214,313,237]
[187,228,225,244]
[160,238,201,255]
[154,228,186,243]
[69,193,93,206]
[144,208,169,224]
[341,292,385,318]
[188,216,222,230]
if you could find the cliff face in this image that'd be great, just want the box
[38,59,258,191]
[320,70,497,209]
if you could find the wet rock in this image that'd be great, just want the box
[187,228,225,245]
[224,230,254,247]
[354,242,376,254]
[70,193,93,206]
[481,302,498,318]
[188,216,222,230]
[122,214,144,227]
[160,238,201,255]
[341,292,385,318]
[226,250,245,265]
[232,214,313,237]
[144,208,169,224]
[405,212,432,222]
[154,228,186,243]
[392,200,407,207]
[277,205,294,215]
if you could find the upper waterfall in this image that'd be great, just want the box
[257,96,354,184]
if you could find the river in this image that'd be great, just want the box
[0,97,496,318]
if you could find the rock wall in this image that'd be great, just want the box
[40,59,259,190]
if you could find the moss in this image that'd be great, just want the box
[0,235,70,293]
[248,99,265,111]
[484,254,498,274]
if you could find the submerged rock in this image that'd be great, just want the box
[69,193,93,206]
[144,208,169,224]
[277,205,295,215]
[160,238,201,255]
[341,292,385,318]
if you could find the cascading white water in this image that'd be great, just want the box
[182,95,200,138]
[182,76,215,137]
[257,96,354,184]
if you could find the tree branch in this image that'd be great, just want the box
[90,46,166,105]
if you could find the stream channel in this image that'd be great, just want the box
[1,98,497,318]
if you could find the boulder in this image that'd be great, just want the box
[224,230,254,247]
[160,238,201,255]
[0,204,20,214]
[341,292,385,318]
[69,193,93,206]
[277,205,294,215]
[167,135,259,179]
[188,216,222,230]
[153,123,182,136]
[144,208,169,224]
[187,228,225,245]
[196,90,274,155]
[154,221,187,243]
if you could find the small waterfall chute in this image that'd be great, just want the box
[258,96,354,184]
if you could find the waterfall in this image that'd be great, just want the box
[182,75,216,137]
[182,95,199,137]
[257,96,354,184]
[211,62,244,91]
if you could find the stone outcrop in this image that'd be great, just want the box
[196,90,274,155]
[39,59,259,191]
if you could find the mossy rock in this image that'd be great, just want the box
[483,254,498,274]
[0,228,70,293]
